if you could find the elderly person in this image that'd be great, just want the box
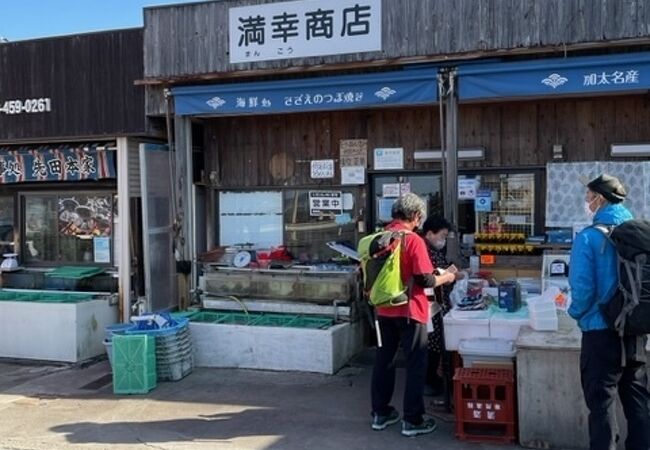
[420,216,458,397]
[370,193,457,437]
[569,174,650,450]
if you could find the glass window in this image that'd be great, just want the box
[371,174,443,229]
[283,188,361,263]
[219,191,283,248]
[0,196,15,255]
[23,193,113,264]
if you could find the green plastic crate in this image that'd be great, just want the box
[112,334,156,395]
[214,312,257,325]
[44,266,104,279]
[252,314,298,327]
[290,316,334,330]
[188,311,224,323]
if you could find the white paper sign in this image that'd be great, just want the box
[309,191,343,216]
[382,183,411,197]
[458,179,478,200]
[93,237,111,264]
[374,148,404,170]
[341,166,365,185]
[311,159,334,178]
[229,0,382,64]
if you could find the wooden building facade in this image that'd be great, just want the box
[141,0,650,266]
[0,29,167,320]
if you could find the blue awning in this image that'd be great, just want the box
[458,52,650,102]
[171,66,439,116]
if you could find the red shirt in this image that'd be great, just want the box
[376,220,434,324]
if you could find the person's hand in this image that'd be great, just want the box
[453,271,465,281]
[443,271,456,285]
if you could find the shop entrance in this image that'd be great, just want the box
[370,173,443,230]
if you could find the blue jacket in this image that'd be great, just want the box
[568,203,634,331]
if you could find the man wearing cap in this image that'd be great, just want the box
[569,174,650,450]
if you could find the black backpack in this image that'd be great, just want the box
[595,219,650,335]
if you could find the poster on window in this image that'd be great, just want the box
[58,196,112,238]
[309,190,343,216]
[229,0,381,63]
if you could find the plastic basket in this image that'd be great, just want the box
[188,312,224,323]
[214,312,258,325]
[453,368,516,443]
[112,334,156,395]
[252,314,298,327]
[289,316,334,329]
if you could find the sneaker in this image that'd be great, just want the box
[371,409,400,431]
[401,417,438,437]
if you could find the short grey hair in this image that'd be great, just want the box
[391,193,426,221]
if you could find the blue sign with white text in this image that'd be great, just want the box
[459,52,650,101]
[172,67,438,116]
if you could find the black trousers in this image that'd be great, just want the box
[581,330,650,450]
[371,316,428,424]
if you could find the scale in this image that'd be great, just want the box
[0,253,19,272]
[232,250,252,268]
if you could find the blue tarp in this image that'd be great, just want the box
[171,66,439,116]
[458,52,650,102]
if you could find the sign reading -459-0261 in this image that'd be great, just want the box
[0,98,52,115]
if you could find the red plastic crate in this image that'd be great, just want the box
[453,368,516,444]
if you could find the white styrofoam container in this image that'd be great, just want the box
[458,338,516,368]
[450,307,492,320]
[443,314,491,351]
[526,295,556,314]
[490,314,531,340]
[530,315,559,331]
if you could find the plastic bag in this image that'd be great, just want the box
[449,277,468,307]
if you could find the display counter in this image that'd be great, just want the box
[516,315,631,450]
[0,289,118,362]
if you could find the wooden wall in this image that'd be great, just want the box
[144,0,650,81]
[0,29,148,143]
[204,95,650,188]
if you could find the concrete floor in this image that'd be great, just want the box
[0,355,544,450]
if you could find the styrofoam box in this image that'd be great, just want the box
[526,295,556,314]
[443,314,491,351]
[490,310,531,340]
[531,315,559,331]
[458,338,516,368]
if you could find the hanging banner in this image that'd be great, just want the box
[0,144,116,184]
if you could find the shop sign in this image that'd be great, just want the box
[458,179,478,200]
[0,97,52,115]
[229,0,381,64]
[310,159,334,178]
[373,148,404,170]
[340,139,368,167]
[0,145,116,184]
[382,183,410,197]
[475,190,492,212]
[93,237,111,264]
[341,166,365,185]
[309,190,343,216]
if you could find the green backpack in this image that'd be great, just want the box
[358,231,409,307]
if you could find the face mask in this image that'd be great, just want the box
[584,197,599,219]
[433,239,446,250]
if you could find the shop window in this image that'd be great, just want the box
[371,174,443,229]
[283,188,361,263]
[219,191,283,248]
[457,173,537,255]
[0,196,15,254]
[22,193,113,265]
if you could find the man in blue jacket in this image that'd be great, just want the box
[569,174,650,450]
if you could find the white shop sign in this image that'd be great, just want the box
[310,159,335,179]
[309,190,343,216]
[229,0,381,64]
[373,147,404,170]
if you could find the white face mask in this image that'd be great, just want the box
[584,197,599,220]
[433,239,446,250]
